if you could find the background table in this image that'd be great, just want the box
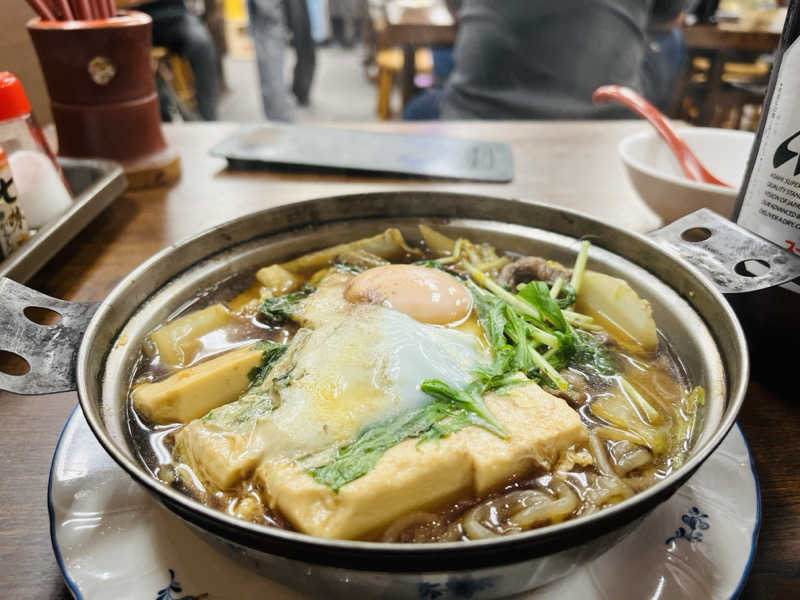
[378,0,456,106]
[0,121,795,598]
[671,22,781,127]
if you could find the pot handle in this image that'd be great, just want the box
[647,208,800,294]
[0,277,99,395]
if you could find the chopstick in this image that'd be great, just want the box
[55,0,73,19]
[26,0,56,20]
[25,0,117,20]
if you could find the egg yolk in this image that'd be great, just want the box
[344,265,472,325]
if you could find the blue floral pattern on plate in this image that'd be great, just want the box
[665,506,710,544]
[156,569,206,600]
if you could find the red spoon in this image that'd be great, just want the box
[593,85,732,187]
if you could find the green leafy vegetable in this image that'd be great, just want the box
[310,381,506,491]
[570,329,616,375]
[413,259,449,271]
[259,283,316,322]
[471,346,523,393]
[463,243,621,393]
[419,379,509,439]
[469,281,508,350]
[552,281,577,309]
[333,262,365,274]
[518,281,568,332]
[248,341,289,387]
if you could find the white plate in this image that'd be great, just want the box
[49,406,760,599]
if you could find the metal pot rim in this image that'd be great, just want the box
[74,191,749,572]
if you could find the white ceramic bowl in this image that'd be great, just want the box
[619,127,754,223]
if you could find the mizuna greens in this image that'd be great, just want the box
[463,241,616,392]
[310,380,508,491]
[260,283,316,322]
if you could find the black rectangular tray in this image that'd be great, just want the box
[210,124,514,182]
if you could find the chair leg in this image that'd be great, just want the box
[377,68,394,120]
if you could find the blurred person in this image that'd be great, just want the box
[644,1,689,110]
[329,0,363,47]
[248,0,316,120]
[306,0,331,43]
[286,0,317,105]
[121,0,219,120]
[405,0,688,120]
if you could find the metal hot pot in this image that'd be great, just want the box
[2,192,796,598]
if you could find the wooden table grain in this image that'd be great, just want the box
[0,121,794,599]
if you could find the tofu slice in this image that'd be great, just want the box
[463,384,587,494]
[175,426,261,490]
[132,345,263,425]
[256,383,587,540]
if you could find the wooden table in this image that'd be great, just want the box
[0,121,795,599]
[675,23,781,126]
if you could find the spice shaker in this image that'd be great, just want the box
[0,72,72,229]
[0,147,29,258]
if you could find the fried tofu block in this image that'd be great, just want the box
[256,383,587,539]
[175,426,262,490]
[132,346,263,425]
[258,435,472,540]
[463,385,587,494]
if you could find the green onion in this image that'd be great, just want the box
[570,240,591,293]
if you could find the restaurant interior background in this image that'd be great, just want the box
[3,0,791,129]
[3,1,800,599]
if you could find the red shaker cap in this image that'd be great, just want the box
[0,72,32,122]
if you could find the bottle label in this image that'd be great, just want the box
[738,37,800,263]
[0,153,29,258]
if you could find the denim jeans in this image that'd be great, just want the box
[248,0,293,121]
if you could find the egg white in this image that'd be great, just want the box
[252,303,488,463]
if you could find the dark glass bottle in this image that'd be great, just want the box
[734,0,800,273]
[730,0,799,388]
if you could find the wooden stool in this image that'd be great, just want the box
[375,47,433,120]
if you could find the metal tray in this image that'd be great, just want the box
[0,157,127,282]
